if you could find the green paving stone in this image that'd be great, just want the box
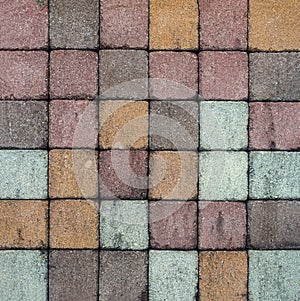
[200,101,248,150]
[0,250,48,301]
[249,251,300,301]
[100,200,148,250]
[199,151,248,200]
[149,251,198,301]
[250,151,300,199]
[0,151,48,199]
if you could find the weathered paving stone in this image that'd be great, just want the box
[200,101,248,150]
[100,200,148,250]
[200,251,247,301]
[249,151,300,199]
[149,251,198,301]
[0,150,48,199]
[99,251,148,301]
[0,250,47,301]
[249,251,300,301]
[49,250,98,301]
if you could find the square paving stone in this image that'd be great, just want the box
[199,151,248,201]
[249,251,300,301]
[0,51,48,100]
[200,101,248,150]
[100,200,148,250]
[99,101,148,150]
[150,101,199,150]
[50,199,99,249]
[0,150,48,199]
[199,0,247,50]
[99,251,148,301]
[149,0,198,50]
[199,202,246,250]
[149,201,197,249]
[0,250,47,301]
[50,0,99,49]
[0,101,48,149]
[99,50,148,100]
[149,251,198,301]
[50,50,98,99]
[0,0,48,49]
[0,200,48,249]
[199,251,247,301]
[249,152,300,199]
[100,0,148,49]
[249,53,300,101]
[49,250,98,301]
[249,0,300,51]
[199,52,248,100]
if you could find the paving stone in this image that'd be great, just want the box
[100,200,148,250]
[149,251,198,301]
[249,251,300,301]
[200,101,248,150]
[199,0,247,50]
[149,0,198,50]
[249,0,300,51]
[50,199,98,248]
[100,0,148,49]
[0,101,48,148]
[149,151,198,200]
[149,52,198,99]
[0,250,47,301]
[150,101,199,150]
[49,100,98,148]
[200,251,247,301]
[199,151,248,201]
[49,149,98,198]
[99,251,148,301]
[249,53,300,101]
[249,151,300,199]
[99,101,148,149]
[50,0,99,49]
[0,150,48,199]
[0,200,48,248]
[149,201,197,249]
[0,0,48,49]
[0,51,48,100]
[50,50,98,99]
[99,50,148,100]
[99,150,148,199]
[199,52,248,100]
[199,202,246,250]
[49,250,98,301]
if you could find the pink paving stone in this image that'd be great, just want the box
[199,202,246,250]
[0,0,48,49]
[50,50,98,99]
[199,51,248,100]
[0,51,48,100]
[249,102,300,150]
[199,0,247,50]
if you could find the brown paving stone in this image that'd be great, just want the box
[0,200,48,248]
[200,251,248,301]
[50,199,99,249]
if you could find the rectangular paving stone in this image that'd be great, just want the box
[149,251,198,301]
[0,150,48,199]
[249,151,300,199]
[99,251,148,301]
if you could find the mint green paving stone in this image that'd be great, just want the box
[149,251,198,301]
[250,152,300,199]
[0,251,47,301]
[249,251,300,301]
[0,150,48,199]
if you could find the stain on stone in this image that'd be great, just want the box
[36,0,47,8]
